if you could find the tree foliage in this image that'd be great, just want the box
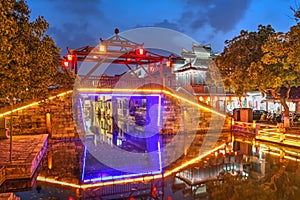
[0,0,62,102]
[206,159,297,200]
[216,23,300,124]
[257,23,300,117]
[216,25,275,95]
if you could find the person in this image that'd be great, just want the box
[266,112,272,121]
[272,112,276,122]
[290,113,295,126]
[260,113,265,121]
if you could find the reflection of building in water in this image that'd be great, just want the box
[174,141,267,198]
[233,141,266,179]
[93,95,121,146]
[83,94,164,151]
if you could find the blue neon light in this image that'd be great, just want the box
[81,146,87,182]
[78,98,87,132]
[79,93,164,183]
[80,93,162,97]
[83,170,162,183]
[157,95,162,126]
[81,141,163,183]
[158,141,162,172]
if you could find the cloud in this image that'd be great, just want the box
[45,0,104,19]
[136,19,184,33]
[39,0,108,53]
[48,23,98,54]
[182,0,253,33]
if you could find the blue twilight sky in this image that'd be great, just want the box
[27,0,298,54]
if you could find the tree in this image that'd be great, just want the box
[216,24,300,127]
[216,25,275,95]
[0,0,30,102]
[0,0,63,160]
[290,2,300,22]
[257,24,300,127]
[0,0,61,103]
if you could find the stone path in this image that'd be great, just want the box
[0,134,48,185]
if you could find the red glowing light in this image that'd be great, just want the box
[151,184,157,198]
[166,60,171,67]
[136,48,145,55]
[67,54,73,61]
[62,60,69,68]
[126,58,131,62]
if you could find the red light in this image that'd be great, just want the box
[68,197,74,200]
[136,48,145,55]
[151,184,157,198]
[67,54,73,61]
[129,197,135,200]
[62,60,69,69]
[126,58,131,62]
[166,60,171,67]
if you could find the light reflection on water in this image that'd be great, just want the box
[8,137,300,199]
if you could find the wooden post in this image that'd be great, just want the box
[0,117,7,139]
[296,102,300,114]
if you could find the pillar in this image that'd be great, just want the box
[46,111,52,135]
[296,102,300,114]
[0,117,7,139]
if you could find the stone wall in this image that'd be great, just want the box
[3,91,78,139]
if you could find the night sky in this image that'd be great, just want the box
[27,0,297,54]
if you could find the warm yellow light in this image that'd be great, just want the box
[285,133,300,138]
[78,88,163,94]
[285,150,300,156]
[162,90,226,118]
[48,151,52,170]
[99,45,106,52]
[37,176,81,189]
[252,120,256,128]
[37,145,226,189]
[284,155,298,161]
[37,174,164,189]
[164,144,226,177]
[78,87,226,117]
[0,91,73,117]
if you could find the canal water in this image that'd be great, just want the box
[2,136,300,200]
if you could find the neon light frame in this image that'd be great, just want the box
[82,141,163,183]
[36,144,226,189]
[78,93,163,183]
[79,93,162,126]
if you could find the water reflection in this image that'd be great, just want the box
[3,136,296,199]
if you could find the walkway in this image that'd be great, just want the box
[0,134,48,186]
[233,120,300,148]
